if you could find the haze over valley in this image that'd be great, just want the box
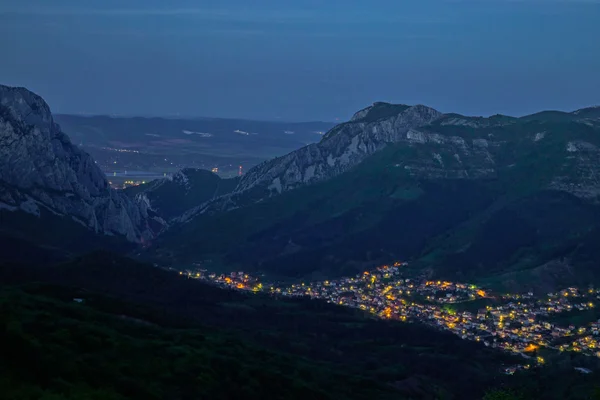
[54,113,334,188]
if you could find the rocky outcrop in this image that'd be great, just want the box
[172,103,442,219]
[550,140,600,199]
[237,104,442,194]
[0,84,157,242]
[175,102,600,222]
[126,167,238,222]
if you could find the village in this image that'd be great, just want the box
[177,262,600,371]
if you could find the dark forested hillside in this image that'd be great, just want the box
[124,169,239,221]
[1,253,600,400]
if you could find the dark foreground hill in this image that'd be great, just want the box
[2,253,600,400]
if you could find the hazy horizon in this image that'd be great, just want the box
[1,0,599,121]
[51,102,600,124]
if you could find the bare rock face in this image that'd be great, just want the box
[237,104,443,194]
[550,140,600,199]
[175,101,600,223]
[173,103,443,219]
[0,84,156,242]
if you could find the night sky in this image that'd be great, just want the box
[1,0,599,121]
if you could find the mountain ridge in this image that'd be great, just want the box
[144,101,600,290]
[165,103,443,221]
[0,84,160,245]
[154,101,599,227]
[3,84,600,290]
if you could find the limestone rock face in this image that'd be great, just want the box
[0,84,157,242]
[175,101,600,222]
[237,104,443,194]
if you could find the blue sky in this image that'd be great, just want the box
[1,0,599,121]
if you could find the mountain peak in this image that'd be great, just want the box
[350,102,415,123]
[0,84,54,135]
[572,105,600,118]
[226,102,442,197]
[0,84,159,242]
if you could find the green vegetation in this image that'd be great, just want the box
[0,205,134,265]
[322,103,410,140]
[482,389,524,400]
[0,288,400,400]
[542,308,600,327]
[357,102,411,123]
[2,254,600,399]
[152,141,501,280]
[126,168,239,220]
[0,254,500,399]
[150,117,600,292]
[519,110,575,123]
[448,298,501,314]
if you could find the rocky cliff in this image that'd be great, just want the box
[125,168,239,221]
[174,103,443,219]
[236,103,600,199]
[148,100,600,289]
[176,101,600,222]
[237,103,443,194]
[0,84,157,242]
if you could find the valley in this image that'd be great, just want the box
[179,262,600,367]
[2,84,600,399]
[143,102,600,294]
[2,253,600,400]
[4,1,600,398]
[54,114,335,188]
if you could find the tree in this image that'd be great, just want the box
[482,389,523,400]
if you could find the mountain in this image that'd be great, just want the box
[3,86,599,291]
[131,105,441,225]
[238,104,442,192]
[0,84,159,254]
[125,168,238,221]
[174,103,442,217]
[519,106,600,124]
[147,102,600,291]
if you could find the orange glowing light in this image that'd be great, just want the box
[524,344,539,353]
[477,290,486,297]
[382,307,393,318]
